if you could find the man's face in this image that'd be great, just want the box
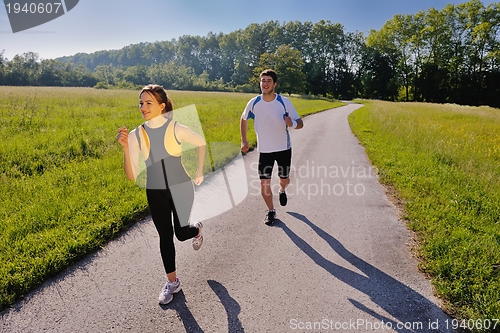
[260,75,276,95]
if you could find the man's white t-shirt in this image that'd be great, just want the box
[241,94,300,153]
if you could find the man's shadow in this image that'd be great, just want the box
[272,212,455,333]
[161,280,244,333]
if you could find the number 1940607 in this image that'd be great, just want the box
[5,2,62,14]
[445,319,499,331]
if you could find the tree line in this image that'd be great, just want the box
[1,0,499,107]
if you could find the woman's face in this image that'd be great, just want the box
[139,91,165,120]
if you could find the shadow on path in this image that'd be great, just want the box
[161,290,204,333]
[160,280,244,333]
[208,280,245,333]
[272,212,454,333]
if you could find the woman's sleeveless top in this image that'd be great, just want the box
[135,118,190,190]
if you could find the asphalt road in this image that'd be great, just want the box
[1,103,457,333]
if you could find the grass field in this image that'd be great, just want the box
[0,86,343,310]
[348,100,500,325]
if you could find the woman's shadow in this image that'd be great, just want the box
[160,290,204,333]
[208,280,245,333]
[272,212,456,333]
[161,280,244,333]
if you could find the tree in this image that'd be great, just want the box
[338,31,366,99]
[0,50,5,85]
[39,59,63,86]
[145,41,177,65]
[278,21,313,57]
[122,65,149,85]
[366,28,400,101]
[230,22,280,85]
[95,65,114,85]
[65,64,97,87]
[177,35,202,75]
[219,31,240,84]
[199,32,223,81]
[308,20,345,96]
[361,46,399,100]
[418,7,449,101]
[254,44,306,95]
[4,52,40,85]
[377,14,414,101]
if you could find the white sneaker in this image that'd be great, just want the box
[192,222,203,251]
[158,278,181,305]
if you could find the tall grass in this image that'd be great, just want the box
[0,86,343,310]
[349,100,500,324]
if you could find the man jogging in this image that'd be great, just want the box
[240,69,303,224]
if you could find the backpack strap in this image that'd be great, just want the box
[249,94,288,119]
[247,95,261,120]
[276,94,287,115]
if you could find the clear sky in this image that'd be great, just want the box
[0,0,497,61]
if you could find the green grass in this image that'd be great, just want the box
[0,86,343,310]
[348,100,500,324]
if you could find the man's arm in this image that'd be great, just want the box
[294,118,304,129]
[284,116,304,129]
[240,118,249,153]
[283,97,303,129]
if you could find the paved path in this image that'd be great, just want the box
[1,104,456,333]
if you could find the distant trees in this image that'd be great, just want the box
[1,0,499,107]
[0,51,97,87]
[0,50,6,85]
[366,0,500,106]
[253,44,306,95]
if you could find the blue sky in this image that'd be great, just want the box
[0,0,497,61]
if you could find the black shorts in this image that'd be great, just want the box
[258,148,292,180]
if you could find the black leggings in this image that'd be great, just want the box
[146,188,199,274]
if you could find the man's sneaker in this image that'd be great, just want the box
[158,278,181,305]
[279,191,288,206]
[192,222,203,250]
[264,209,276,225]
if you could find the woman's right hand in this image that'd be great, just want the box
[193,171,204,186]
[116,126,129,148]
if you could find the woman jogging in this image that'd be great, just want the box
[116,84,206,305]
